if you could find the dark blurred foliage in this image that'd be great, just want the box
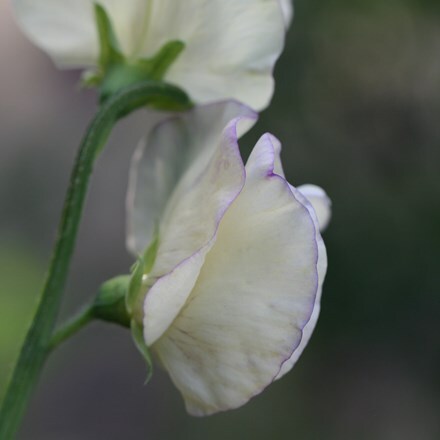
[0,0,439,438]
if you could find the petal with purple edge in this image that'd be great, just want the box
[249,134,329,379]
[152,133,319,415]
[275,185,327,379]
[126,101,257,255]
[298,184,332,232]
[142,110,256,346]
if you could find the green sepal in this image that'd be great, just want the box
[98,64,148,103]
[126,233,160,316]
[143,232,159,274]
[131,320,153,384]
[81,70,102,88]
[93,275,131,327]
[126,255,146,316]
[98,41,187,105]
[91,4,188,108]
[137,40,185,81]
[94,2,124,70]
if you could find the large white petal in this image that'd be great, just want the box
[141,0,285,110]
[250,138,329,379]
[12,0,150,67]
[126,101,256,255]
[13,0,285,109]
[275,185,327,379]
[142,111,257,346]
[153,133,319,415]
[298,184,332,232]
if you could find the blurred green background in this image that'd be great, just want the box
[1,0,439,438]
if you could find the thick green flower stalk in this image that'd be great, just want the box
[0,5,192,437]
[0,81,191,440]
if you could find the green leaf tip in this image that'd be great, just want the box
[81,70,102,88]
[139,40,185,81]
[94,2,124,69]
[126,232,160,316]
[90,4,188,106]
[131,320,153,384]
[143,232,160,274]
[126,255,146,316]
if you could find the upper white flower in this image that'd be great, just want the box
[126,101,330,415]
[12,0,290,110]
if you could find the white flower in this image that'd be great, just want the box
[126,101,330,415]
[12,0,289,110]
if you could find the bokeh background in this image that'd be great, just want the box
[1,0,439,438]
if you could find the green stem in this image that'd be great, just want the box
[49,306,94,352]
[0,81,191,440]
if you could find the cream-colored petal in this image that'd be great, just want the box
[141,0,285,110]
[153,133,319,415]
[279,0,294,28]
[251,138,329,379]
[245,132,285,178]
[12,0,150,67]
[275,185,327,379]
[252,134,331,233]
[13,0,285,109]
[126,101,256,255]
[298,184,332,231]
[142,111,257,346]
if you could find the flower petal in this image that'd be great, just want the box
[298,184,332,231]
[141,106,257,346]
[13,0,286,110]
[275,185,327,379]
[279,0,294,28]
[12,0,150,67]
[249,134,331,232]
[126,101,256,255]
[153,133,320,415]
[246,136,329,379]
[141,0,285,110]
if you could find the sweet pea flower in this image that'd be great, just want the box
[126,101,330,415]
[12,0,290,110]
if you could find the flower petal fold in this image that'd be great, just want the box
[298,184,332,231]
[152,133,320,415]
[245,136,329,379]
[275,185,327,379]
[127,101,256,255]
[138,103,257,346]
